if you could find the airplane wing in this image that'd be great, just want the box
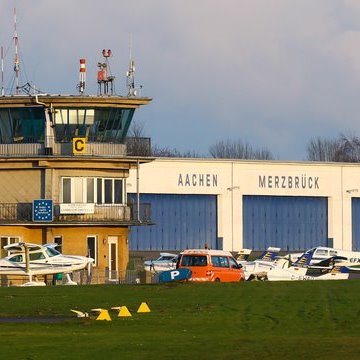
[309,256,348,269]
[4,242,41,252]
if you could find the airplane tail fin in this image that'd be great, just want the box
[257,247,281,262]
[292,249,315,268]
[236,249,252,262]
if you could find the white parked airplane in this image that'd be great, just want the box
[290,246,360,270]
[0,242,94,286]
[236,247,287,280]
[144,252,178,272]
[267,248,349,281]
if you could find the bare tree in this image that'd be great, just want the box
[336,134,360,162]
[126,119,151,156]
[151,145,201,158]
[209,139,273,160]
[306,136,341,161]
[306,134,360,162]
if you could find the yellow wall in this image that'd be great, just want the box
[0,225,129,273]
[0,170,41,202]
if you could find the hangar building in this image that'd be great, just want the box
[128,157,360,253]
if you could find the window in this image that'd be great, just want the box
[181,255,207,267]
[229,257,239,269]
[87,236,97,266]
[315,249,328,256]
[9,254,23,262]
[29,252,45,261]
[211,256,229,268]
[0,236,20,258]
[61,177,125,205]
[62,179,71,203]
[46,248,60,257]
[52,108,134,143]
[0,107,45,143]
[54,236,63,252]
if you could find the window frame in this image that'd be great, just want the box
[87,235,97,266]
[61,177,125,205]
[0,236,21,258]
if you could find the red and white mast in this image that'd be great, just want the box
[79,58,86,94]
[13,8,20,95]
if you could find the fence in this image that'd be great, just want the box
[0,269,157,287]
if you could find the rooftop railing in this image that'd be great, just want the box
[0,137,127,157]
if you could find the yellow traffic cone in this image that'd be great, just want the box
[91,308,112,321]
[137,302,151,313]
[118,306,132,317]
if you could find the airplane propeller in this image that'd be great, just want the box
[70,309,89,318]
[86,260,93,284]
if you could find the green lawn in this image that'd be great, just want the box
[0,281,359,359]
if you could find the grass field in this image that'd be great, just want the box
[0,280,360,359]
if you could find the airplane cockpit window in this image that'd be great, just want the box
[9,254,23,262]
[46,248,60,257]
[160,256,174,261]
[315,249,328,256]
[29,252,46,261]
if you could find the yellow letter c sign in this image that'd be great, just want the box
[73,137,86,155]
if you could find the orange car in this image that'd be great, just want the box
[177,249,245,282]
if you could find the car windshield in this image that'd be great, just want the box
[181,255,207,267]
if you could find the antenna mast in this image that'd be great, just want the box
[78,58,86,95]
[13,8,20,95]
[97,49,115,95]
[127,35,136,97]
[1,46,4,96]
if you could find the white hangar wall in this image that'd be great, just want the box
[127,158,360,252]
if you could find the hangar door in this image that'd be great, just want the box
[352,198,360,250]
[128,194,218,251]
[243,195,328,251]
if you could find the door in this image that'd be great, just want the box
[243,195,328,251]
[108,236,118,281]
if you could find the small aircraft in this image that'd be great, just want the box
[266,248,349,281]
[290,246,360,270]
[236,247,286,280]
[144,252,178,272]
[0,242,94,286]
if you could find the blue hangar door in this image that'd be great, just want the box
[352,198,360,250]
[243,196,328,251]
[128,194,218,251]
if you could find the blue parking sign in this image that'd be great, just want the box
[33,200,53,222]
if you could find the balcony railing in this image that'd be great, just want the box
[0,138,127,157]
[0,202,152,225]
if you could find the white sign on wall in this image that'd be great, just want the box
[60,203,95,214]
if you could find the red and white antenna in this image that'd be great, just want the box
[13,8,20,95]
[78,58,86,94]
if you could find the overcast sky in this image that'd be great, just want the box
[2,1,360,160]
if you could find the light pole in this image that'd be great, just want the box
[227,185,240,251]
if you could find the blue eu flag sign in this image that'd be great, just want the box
[33,200,53,222]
